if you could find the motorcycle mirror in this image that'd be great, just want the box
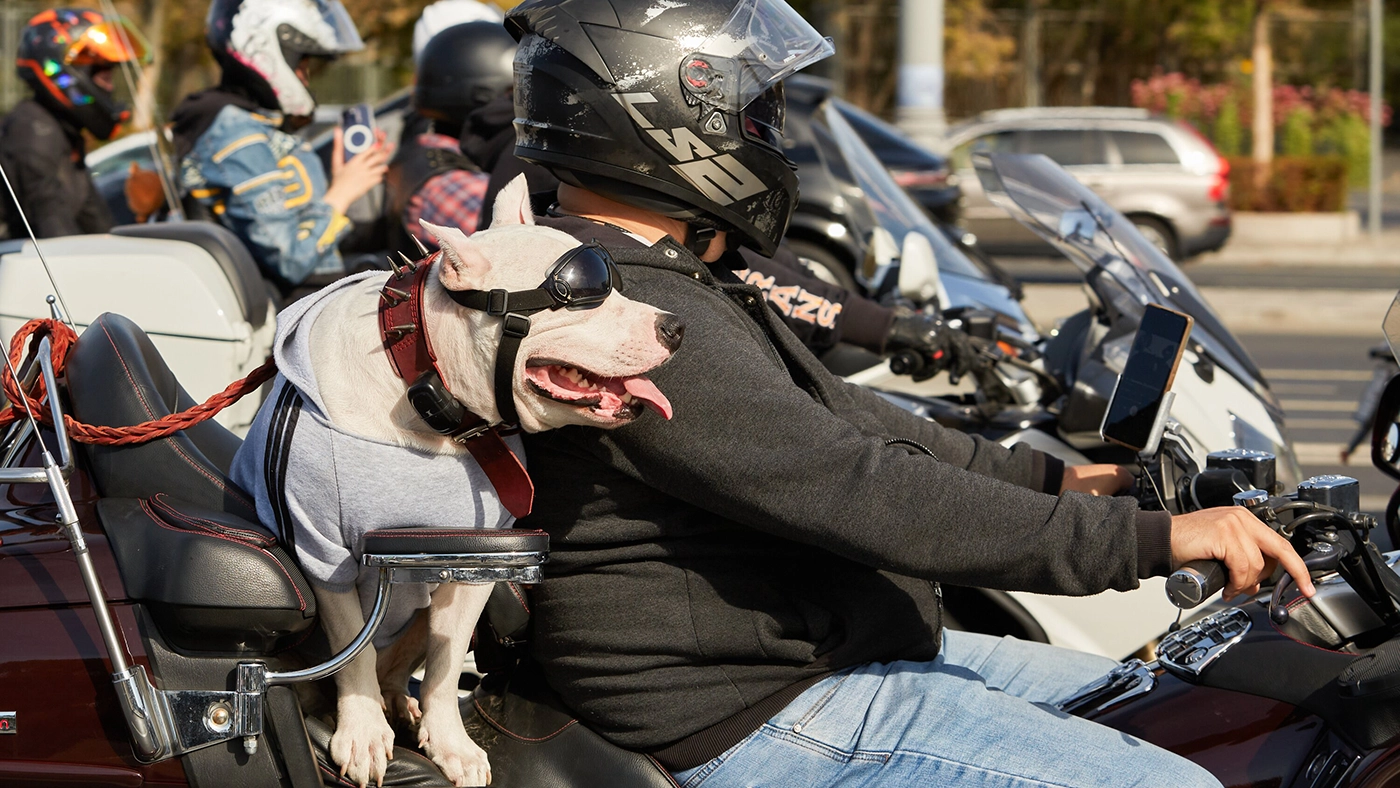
[1371,373,1400,482]
[1058,209,1097,244]
[897,231,950,309]
[864,226,899,280]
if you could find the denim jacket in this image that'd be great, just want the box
[181,105,349,285]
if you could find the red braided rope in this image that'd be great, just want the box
[0,318,276,446]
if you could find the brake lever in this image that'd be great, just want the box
[1269,541,1345,624]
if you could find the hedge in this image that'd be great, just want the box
[1226,156,1348,213]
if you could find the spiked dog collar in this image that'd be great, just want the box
[378,252,534,519]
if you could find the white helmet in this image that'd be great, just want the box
[206,0,364,117]
[412,0,503,63]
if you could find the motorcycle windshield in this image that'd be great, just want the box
[1388,291,1400,361]
[974,152,1268,393]
[817,102,1033,334]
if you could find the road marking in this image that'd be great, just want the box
[1280,399,1358,413]
[1286,418,1358,430]
[1272,383,1340,396]
[1265,369,1374,382]
[1294,442,1367,466]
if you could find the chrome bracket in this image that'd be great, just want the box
[1059,658,1157,716]
[1156,607,1252,680]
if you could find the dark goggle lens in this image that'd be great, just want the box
[742,83,786,147]
[545,245,619,309]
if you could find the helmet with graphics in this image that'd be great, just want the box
[205,0,365,118]
[16,7,151,140]
[505,0,833,256]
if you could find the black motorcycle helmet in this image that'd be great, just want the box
[415,21,517,132]
[15,8,150,140]
[505,0,833,257]
[205,0,364,118]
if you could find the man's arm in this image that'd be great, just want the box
[585,277,1162,596]
[6,135,82,238]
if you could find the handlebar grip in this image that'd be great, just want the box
[1165,560,1228,609]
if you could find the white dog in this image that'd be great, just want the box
[230,176,679,787]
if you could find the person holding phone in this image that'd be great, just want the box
[170,0,388,295]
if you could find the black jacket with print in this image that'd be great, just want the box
[520,215,1172,770]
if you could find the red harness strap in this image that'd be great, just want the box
[379,254,535,519]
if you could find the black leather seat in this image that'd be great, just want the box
[97,493,316,654]
[463,660,679,788]
[66,312,261,522]
[111,222,269,329]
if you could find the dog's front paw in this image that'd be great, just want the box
[419,708,490,787]
[331,695,396,788]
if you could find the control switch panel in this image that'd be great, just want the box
[1156,607,1251,679]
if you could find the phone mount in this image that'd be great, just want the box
[1137,390,1175,460]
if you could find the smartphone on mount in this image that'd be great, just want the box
[1100,304,1194,456]
[340,103,376,163]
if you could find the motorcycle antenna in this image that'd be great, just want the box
[96,0,185,221]
[0,162,76,329]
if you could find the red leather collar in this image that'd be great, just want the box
[378,254,534,518]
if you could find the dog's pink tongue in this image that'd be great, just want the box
[623,376,672,420]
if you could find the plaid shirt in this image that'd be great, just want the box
[405,132,489,247]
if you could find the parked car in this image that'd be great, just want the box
[945,107,1232,261]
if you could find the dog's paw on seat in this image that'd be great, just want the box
[331,695,398,788]
[419,707,491,787]
[383,691,423,736]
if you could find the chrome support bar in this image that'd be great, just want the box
[37,337,72,475]
[265,568,394,685]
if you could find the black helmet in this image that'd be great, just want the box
[16,8,150,140]
[505,0,833,256]
[205,0,364,117]
[415,21,517,132]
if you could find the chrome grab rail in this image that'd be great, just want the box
[1,332,550,763]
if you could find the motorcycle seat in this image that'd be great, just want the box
[97,493,316,654]
[464,659,680,788]
[66,312,260,522]
[111,222,269,330]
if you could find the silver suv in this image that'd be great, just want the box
[945,108,1231,260]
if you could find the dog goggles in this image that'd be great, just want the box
[447,243,621,315]
[444,242,622,429]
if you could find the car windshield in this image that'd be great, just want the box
[975,151,1267,389]
[816,100,983,280]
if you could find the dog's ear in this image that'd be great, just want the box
[491,174,536,228]
[422,220,492,291]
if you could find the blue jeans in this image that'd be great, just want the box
[672,631,1221,788]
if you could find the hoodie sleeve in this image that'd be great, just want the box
[583,271,1150,597]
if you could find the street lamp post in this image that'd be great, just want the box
[1370,0,1383,240]
[896,0,945,149]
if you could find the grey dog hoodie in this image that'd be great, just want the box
[230,272,522,645]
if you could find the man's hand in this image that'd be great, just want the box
[1171,507,1316,600]
[885,313,981,383]
[1060,464,1133,496]
[124,162,165,223]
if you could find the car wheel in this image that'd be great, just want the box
[1129,216,1180,262]
[785,238,859,292]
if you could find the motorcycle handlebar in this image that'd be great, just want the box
[1165,559,1228,609]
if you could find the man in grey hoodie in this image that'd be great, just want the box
[504,2,1312,787]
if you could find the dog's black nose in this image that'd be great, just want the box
[655,313,685,352]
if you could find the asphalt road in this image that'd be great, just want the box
[1239,331,1396,536]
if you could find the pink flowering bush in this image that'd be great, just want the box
[1131,71,1391,187]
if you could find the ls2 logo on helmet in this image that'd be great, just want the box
[614,92,766,207]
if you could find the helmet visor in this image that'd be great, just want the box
[68,18,152,67]
[690,0,833,114]
[311,0,366,55]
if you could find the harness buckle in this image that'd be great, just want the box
[501,313,531,339]
[485,289,510,316]
[450,421,495,444]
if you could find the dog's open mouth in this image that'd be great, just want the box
[524,362,673,421]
